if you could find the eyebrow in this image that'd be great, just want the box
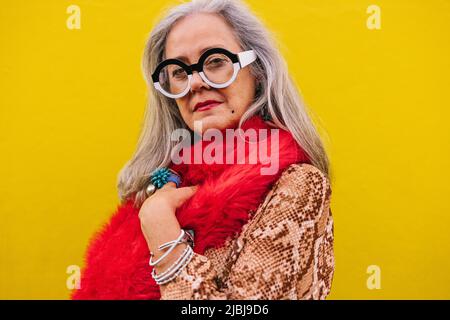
[170,44,227,63]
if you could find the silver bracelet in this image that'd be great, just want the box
[153,247,194,285]
[151,244,194,285]
[151,243,191,281]
[157,247,194,285]
[159,228,194,250]
[149,229,185,267]
[152,243,191,280]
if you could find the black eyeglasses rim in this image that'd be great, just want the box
[151,47,239,83]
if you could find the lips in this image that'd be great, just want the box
[194,100,222,112]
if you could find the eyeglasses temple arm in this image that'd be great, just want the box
[238,50,257,68]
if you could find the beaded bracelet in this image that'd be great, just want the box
[151,244,194,285]
[152,243,191,280]
[158,247,194,285]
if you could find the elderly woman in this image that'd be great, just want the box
[72,0,334,300]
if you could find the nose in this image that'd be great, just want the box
[190,71,210,93]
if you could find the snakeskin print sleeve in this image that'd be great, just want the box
[159,163,334,300]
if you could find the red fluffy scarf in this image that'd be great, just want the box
[71,114,310,300]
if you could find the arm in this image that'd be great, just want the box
[159,163,335,300]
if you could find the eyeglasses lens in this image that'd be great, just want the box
[158,53,234,96]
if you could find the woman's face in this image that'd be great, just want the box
[164,13,257,134]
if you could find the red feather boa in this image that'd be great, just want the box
[71,115,310,299]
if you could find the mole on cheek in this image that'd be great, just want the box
[231,110,234,113]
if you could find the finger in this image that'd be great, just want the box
[174,185,199,207]
[160,181,177,190]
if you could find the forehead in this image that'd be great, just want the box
[164,13,241,63]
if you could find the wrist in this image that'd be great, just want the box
[153,242,188,274]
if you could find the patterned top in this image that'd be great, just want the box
[159,163,335,300]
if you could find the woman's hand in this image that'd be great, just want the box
[138,182,198,274]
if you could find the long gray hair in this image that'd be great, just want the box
[118,0,331,207]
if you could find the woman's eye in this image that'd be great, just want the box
[172,68,185,78]
[207,58,225,66]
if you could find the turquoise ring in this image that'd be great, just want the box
[146,167,182,197]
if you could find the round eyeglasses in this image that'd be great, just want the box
[151,47,257,99]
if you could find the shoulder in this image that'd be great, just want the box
[275,163,331,200]
[254,163,332,224]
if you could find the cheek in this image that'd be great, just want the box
[173,100,195,128]
[225,77,255,111]
[176,99,191,115]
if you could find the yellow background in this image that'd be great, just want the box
[1,0,449,299]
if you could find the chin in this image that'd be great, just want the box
[191,115,235,134]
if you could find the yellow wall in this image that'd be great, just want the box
[1,0,449,299]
